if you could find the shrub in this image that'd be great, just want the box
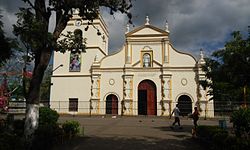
[230,107,250,138]
[0,118,25,150]
[196,125,250,150]
[32,124,63,150]
[39,107,59,126]
[212,130,229,150]
[13,119,25,137]
[224,136,250,150]
[30,107,61,150]
[62,120,80,138]
[0,132,25,150]
[196,125,225,140]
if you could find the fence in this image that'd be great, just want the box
[6,100,248,118]
[46,100,217,117]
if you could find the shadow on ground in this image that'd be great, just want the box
[154,125,194,138]
[53,135,208,150]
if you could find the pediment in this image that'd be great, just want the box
[132,60,162,68]
[126,25,168,37]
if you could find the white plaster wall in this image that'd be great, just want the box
[132,71,162,115]
[168,45,197,67]
[63,18,108,54]
[171,71,197,103]
[100,48,125,68]
[130,44,163,66]
[53,49,105,75]
[132,28,162,35]
[50,17,214,117]
[50,76,91,114]
[99,71,124,115]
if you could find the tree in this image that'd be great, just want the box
[201,29,250,108]
[13,0,132,141]
[0,11,12,67]
[40,65,52,103]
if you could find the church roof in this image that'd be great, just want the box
[126,24,169,37]
[126,16,169,37]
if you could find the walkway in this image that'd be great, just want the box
[54,116,232,150]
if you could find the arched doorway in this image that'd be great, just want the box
[106,94,118,115]
[178,95,192,116]
[138,80,157,115]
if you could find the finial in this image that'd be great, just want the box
[126,24,130,33]
[145,16,150,25]
[198,48,205,64]
[200,48,204,59]
[165,19,169,33]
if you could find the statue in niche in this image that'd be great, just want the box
[143,53,151,67]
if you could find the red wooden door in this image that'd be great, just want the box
[147,88,156,115]
[138,80,156,115]
[106,94,118,115]
[112,95,118,114]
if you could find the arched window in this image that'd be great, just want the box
[74,29,82,39]
[73,29,84,52]
[143,53,151,67]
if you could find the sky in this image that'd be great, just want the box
[1,0,250,58]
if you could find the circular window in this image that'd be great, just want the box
[109,79,115,85]
[181,78,187,86]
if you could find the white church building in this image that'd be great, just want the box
[50,13,214,118]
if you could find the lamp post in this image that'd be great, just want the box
[48,64,63,108]
[52,64,63,73]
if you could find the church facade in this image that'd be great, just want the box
[50,14,214,118]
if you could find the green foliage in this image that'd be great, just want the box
[12,119,25,137]
[0,132,26,150]
[31,107,62,149]
[57,31,87,53]
[224,136,250,150]
[0,11,12,66]
[201,29,250,103]
[212,130,229,149]
[32,124,63,150]
[13,8,50,55]
[196,125,228,139]
[14,0,133,139]
[230,107,250,138]
[39,107,59,126]
[40,65,52,101]
[0,118,25,150]
[62,120,80,138]
[196,125,250,150]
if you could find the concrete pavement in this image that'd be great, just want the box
[54,116,233,150]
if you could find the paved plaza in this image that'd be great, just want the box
[54,115,232,150]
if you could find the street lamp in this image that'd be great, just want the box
[48,64,63,106]
[52,64,63,73]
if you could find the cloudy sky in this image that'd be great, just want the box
[1,0,250,58]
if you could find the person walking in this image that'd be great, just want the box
[192,106,200,137]
[170,104,182,129]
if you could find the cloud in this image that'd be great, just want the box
[0,0,28,38]
[101,10,128,54]
[102,0,250,57]
[1,0,250,58]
